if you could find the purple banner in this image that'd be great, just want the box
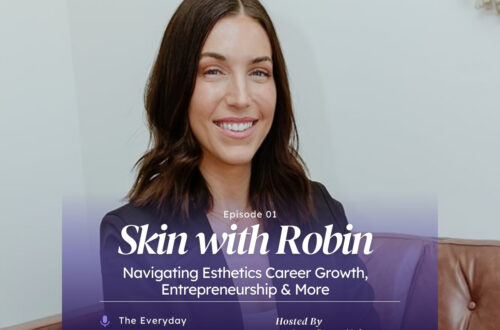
[63,198,437,329]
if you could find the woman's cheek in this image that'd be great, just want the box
[199,81,226,108]
[257,85,277,115]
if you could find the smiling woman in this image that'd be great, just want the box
[127,0,311,225]
[189,14,277,195]
[100,0,380,329]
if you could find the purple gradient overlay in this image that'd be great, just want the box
[63,198,437,329]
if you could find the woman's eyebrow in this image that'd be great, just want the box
[251,56,272,64]
[200,52,226,61]
[200,52,272,64]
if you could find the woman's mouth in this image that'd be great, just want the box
[213,118,258,138]
[214,120,256,132]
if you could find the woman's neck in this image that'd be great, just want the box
[199,155,252,213]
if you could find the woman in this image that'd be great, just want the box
[101,1,379,329]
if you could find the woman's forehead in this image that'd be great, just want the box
[200,14,272,61]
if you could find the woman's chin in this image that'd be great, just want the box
[222,157,253,167]
[217,151,255,167]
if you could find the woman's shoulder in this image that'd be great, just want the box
[102,203,156,224]
[100,203,160,237]
[309,180,349,229]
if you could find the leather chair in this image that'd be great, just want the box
[438,238,500,329]
[1,315,61,330]
[359,234,500,329]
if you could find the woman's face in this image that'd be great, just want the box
[188,14,276,168]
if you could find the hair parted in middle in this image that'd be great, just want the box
[128,0,313,225]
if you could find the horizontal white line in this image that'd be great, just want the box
[100,300,400,303]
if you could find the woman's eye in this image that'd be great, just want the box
[204,69,222,76]
[251,70,269,78]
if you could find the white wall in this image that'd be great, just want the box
[269,0,500,239]
[0,0,498,326]
[0,0,83,327]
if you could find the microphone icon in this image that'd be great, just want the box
[100,315,110,327]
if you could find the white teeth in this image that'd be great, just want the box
[216,121,254,132]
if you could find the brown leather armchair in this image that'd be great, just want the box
[1,315,61,330]
[359,235,500,330]
[439,238,500,330]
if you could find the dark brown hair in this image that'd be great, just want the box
[129,0,313,224]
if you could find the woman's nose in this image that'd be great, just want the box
[225,75,250,109]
